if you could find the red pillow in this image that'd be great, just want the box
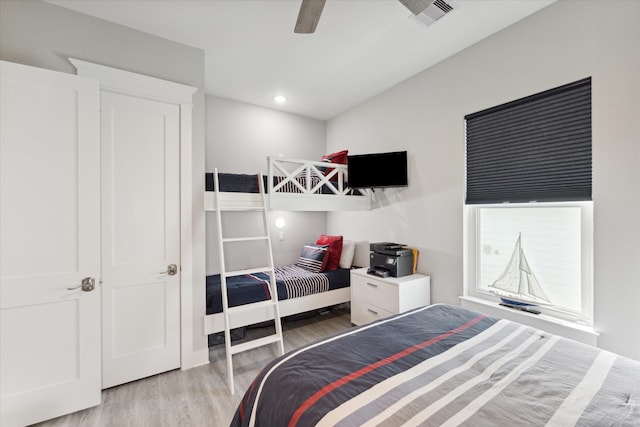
[315,235,343,271]
[321,149,348,165]
[320,150,348,177]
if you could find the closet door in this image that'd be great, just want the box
[100,91,181,388]
[0,61,101,425]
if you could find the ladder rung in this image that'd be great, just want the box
[219,206,265,211]
[230,334,282,355]
[224,266,273,277]
[222,236,268,243]
[227,299,276,314]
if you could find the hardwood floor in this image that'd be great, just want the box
[32,306,352,427]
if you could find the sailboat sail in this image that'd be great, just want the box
[489,233,551,305]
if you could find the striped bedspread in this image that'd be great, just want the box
[205,267,345,315]
[232,304,640,426]
[274,265,329,298]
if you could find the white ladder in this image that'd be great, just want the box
[213,168,285,395]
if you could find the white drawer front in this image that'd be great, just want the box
[351,274,399,313]
[351,299,395,325]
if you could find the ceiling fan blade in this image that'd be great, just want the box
[294,0,326,34]
[398,0,434,15]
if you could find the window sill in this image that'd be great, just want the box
[459,296,598,347]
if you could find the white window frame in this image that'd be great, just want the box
[464,201,594,326]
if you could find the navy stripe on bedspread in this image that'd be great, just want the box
[205,267,349,315]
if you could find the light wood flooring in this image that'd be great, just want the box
[32,306,352,427]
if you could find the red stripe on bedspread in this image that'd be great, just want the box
[287,314,486,427]
[239,377,260,423]
[247,274,271,300]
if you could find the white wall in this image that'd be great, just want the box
[327,0,640,360]
[205,96,328,273]
[0,0,208,362]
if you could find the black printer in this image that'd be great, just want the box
[368,242,414,278]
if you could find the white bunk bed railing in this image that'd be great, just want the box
[268,156,350,196]
[267,156,370,211]
[204,158,371,211]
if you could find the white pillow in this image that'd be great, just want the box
[339,240,356,269]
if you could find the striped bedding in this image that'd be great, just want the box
[274,265,330,298]
[232,304,640,426]
[205,266,349,315]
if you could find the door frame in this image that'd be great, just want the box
[70,59,199,370]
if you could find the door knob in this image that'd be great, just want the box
[160,264,178,276]
[67,277,95,292]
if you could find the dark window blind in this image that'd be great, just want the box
[465,78,591,204]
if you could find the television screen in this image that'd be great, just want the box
[347,151,408,189]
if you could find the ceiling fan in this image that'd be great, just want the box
[294,0,435,34]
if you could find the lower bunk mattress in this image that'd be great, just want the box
[232,304,640,426]
[205,265,350,315]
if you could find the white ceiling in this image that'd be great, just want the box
[47,0,556,120]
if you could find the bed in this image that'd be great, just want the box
[203,241,370,336]
[204,156,371,211]
[231,304,640,426]
[203,154,370,334]
[206,265,350,315]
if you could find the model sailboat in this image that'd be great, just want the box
[489,233,550,312]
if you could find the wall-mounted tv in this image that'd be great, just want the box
[347,151,408,189]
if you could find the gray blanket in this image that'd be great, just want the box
[232,304,640,426]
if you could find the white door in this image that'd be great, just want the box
[100,91,181,388]
[0,61,101,426]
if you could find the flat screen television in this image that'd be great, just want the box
[347,151,408,189]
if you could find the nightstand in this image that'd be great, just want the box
[350,267,431,325]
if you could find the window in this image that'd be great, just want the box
[466,202,593,323]
[464,78,593,324]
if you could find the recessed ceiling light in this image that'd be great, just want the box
[273,95,287,103]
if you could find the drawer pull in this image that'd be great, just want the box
[366,282,378,288]
[367,308,378,315]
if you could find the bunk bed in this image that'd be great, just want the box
[204,264,353,335]
[204,156,372,211]
[203,241,369,336]
[203,156,371,337]
[204,241,369,335]
[231,304,640,426]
